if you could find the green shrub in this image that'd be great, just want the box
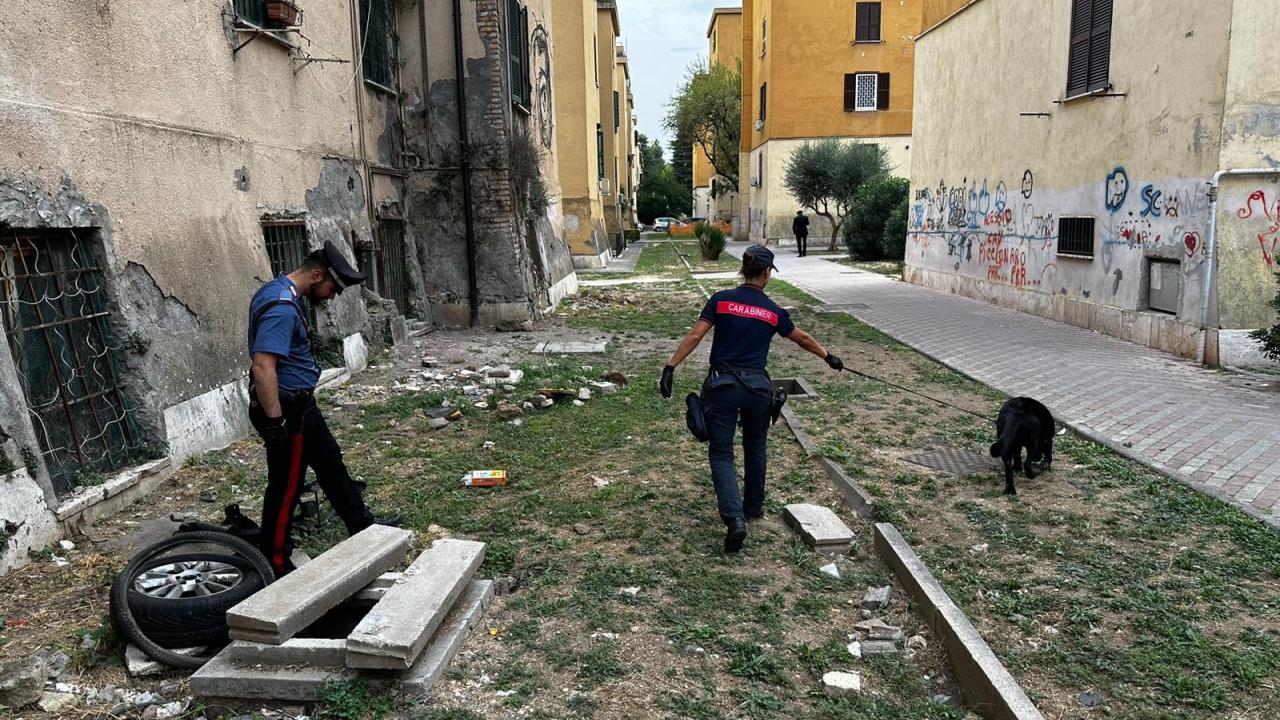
[843,176,909,261]
[881,194,910,261]
[1249,273,1280,361]
[698,225,727,261]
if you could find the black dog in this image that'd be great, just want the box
[990,397,1055,495]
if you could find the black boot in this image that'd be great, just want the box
[724,517,747,553]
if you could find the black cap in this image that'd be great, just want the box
[744,244,779,271]
[310,241,365,293]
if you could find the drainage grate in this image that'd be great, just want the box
[905,448,1000,475]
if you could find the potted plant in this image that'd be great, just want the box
[265,0,303,26]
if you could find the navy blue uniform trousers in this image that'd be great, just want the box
[702,370,773,524]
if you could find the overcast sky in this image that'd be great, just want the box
[616,0,723,162]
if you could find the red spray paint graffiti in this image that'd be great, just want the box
[1239,190,1280,270]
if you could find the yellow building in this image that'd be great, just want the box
[739,0,966,245]
[693,7,743,223]
[552,0,611,268]
[597,6,637,242]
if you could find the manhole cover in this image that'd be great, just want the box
[906,448,1000,475]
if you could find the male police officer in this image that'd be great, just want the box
[792,210,810,257]
[660,245,843,553]
[247,241,398,575]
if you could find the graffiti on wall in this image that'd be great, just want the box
[909,168,1212,297]
[1238,189,1280,270]
[532,23,554,149]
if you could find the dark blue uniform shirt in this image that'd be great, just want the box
[248,275,320,392]
[698,285,795,370]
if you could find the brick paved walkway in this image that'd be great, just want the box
[726,242,1280,529]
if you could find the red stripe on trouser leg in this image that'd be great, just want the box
[272,433,305,573]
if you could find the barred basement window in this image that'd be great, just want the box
[0,230,150,495]
[262,222,316,326]
[508,0,531,109]
[378,219,410,315]
[360,0,394,90]
[1057,217,1096,258]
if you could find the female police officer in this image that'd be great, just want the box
[660,245,843,553]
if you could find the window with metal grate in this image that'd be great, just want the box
[361,0,394,89]
[1057,217,1096,258]
[1066,0,1112,97]
[378,219,410,316]
[0,230,150,494]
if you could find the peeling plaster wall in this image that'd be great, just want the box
[0,0,411,518]
[402,0,574,327]
[907,0,1235,360]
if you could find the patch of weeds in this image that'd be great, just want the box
[577,643,625,687]
[794,638,848,677]
[661,691,725,720]
[723,638,790,686]
[73,617,123,671]
[316,679,395,720]
[411,710,486,720]
[733,689,787,719]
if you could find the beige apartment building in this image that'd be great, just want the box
[693,7,743,224]
[906,0,1280,366]
[0,0,575,572]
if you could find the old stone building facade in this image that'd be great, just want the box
[0,0,575,572]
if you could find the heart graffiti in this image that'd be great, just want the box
[1184,232,1201,257]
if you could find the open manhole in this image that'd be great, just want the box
[905,448,1000,475]
[773,377,818,400]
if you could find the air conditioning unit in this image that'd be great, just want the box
[754,119,764,131]
[598,178,612,195]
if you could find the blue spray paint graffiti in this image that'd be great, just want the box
[1105,167,1129,212]
[1140,184,1163,217]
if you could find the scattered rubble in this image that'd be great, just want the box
[822,671,861,697]
[0,655,48,708]
[862,585,892,610]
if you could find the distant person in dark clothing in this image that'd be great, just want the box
[792,211,810,257]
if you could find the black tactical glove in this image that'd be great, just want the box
[660,365,675,399]
[261,415,290,448]
[824,352,844,371]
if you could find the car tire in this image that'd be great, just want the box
[109,532,275,668]
[126,552,268,648]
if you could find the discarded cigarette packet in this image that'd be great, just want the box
[462,469,508,487]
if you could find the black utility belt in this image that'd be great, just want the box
[249,384,316,406]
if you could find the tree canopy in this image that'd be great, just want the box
[664,60,742,192]
[636,133,692,223]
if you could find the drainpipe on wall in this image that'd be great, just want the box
[452,0,481,327]
[1199,167,1280,366]
[349,0,378,250]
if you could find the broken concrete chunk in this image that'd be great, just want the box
[589,381,619,395]
[862,585,892,610]
[37,692,78,714]
[819,563,841,579]
[860,640,899,655]
[227,525,412,645]
[346,538,486,670]
[906,634,928,651]
[822,671,861,697]
[854,618,903,642]
[534,342,607,354]
[0,655,48,708]
[846,641,862,659]
[126,644,206,678]
[577,388,592,401]
[783,504,854,550]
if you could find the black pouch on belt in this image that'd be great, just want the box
[770,388,788,426]
[685,392,709,442]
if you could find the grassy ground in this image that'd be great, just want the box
[761,289,1280,719]
[4,241,1276,719]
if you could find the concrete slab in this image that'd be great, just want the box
[783,504,854,549]
[874,523,1044,720]
[533,341,607,354]
[346,539,486,669]
[227,525,412,644]
[191,580,494,703]
[780,406,819,457]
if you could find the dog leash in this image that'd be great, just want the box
[836,366,995,421]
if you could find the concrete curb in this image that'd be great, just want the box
[874,523,1044,720]
[818,457,875,518]
[780,405,819,457]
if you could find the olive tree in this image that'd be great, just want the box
[783,139,888,251]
